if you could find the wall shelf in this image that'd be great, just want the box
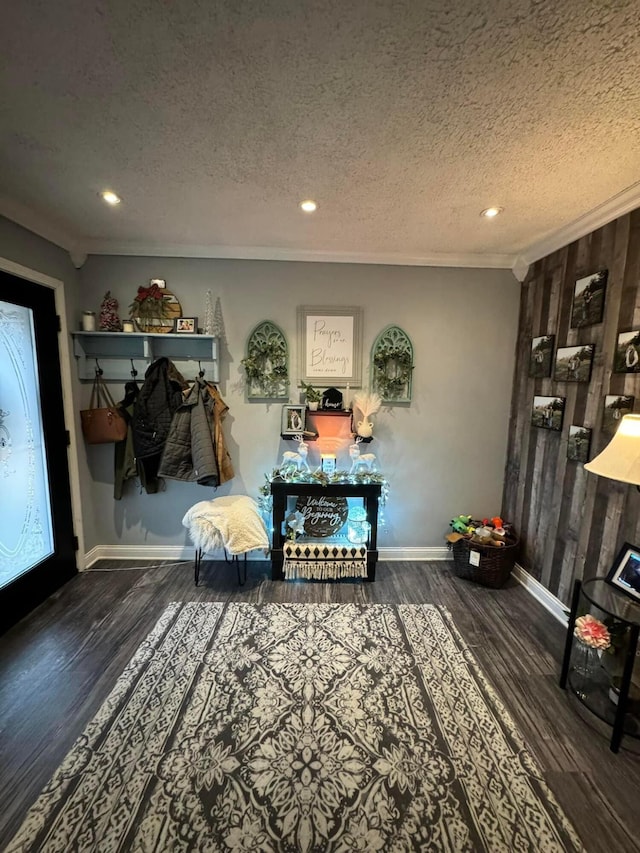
[71,331,219,382]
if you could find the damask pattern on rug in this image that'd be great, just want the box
[5,602,583,852]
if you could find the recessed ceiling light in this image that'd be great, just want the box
[300,199,317,213]
[480,206,503,218]
[100,190,122,205]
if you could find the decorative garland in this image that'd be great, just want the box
[241,340,289,398]
[257,469,390,528]
[373,346,414,400]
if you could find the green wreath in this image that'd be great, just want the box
[241,340,289,397]
[373,346,413,399]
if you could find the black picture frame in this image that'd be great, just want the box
[529,335,554,378]
[605,542,640,603]
[603,395,635,436]
[567,425,591,463]
[553,344,595,382]
[531,395,565,431]
[613,330,640,373]
[174,316,198,334]
[570,270,607,328]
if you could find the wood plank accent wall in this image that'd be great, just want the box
[503,210,640,606]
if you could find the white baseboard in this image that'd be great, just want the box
[84,544,452,568]
[379,546,451,561]
[84,545,203,567]
[512,562,569,626]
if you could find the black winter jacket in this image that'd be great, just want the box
[131,358,187,460]
[158,377,219,486]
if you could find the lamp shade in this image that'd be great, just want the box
[584,414,640,485]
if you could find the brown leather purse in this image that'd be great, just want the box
[81,373,128,444]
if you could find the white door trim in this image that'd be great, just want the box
[0,257,85,568]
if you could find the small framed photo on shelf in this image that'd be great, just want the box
[281,404,306,435]
[606,542,640,602]
[603,395,635,436]
[553,344,594,382]
[567,425,591,463]
[529,335,554,378]
[570,270,607,328]
[531,395,565,431]
[613,330,640,373]
[174,317,197,334]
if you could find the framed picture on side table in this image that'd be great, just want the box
[606,542,640,602]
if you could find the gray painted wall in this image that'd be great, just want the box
[78,256,520,553]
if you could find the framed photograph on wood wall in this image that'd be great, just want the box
[529,335,554,378]
[567,425,591,463]
[606,542,640,602]
[297,306,362,387]
[553,344,594,382]
[603,395,635,435]
[570,270,607,328]
[531,395,565,431]
[613,330,640,373]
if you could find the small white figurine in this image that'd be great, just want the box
[349,440,376,474]
[281,435,310,472]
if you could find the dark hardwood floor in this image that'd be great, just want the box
[1,559,638,852]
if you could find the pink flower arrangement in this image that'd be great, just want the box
[574,614,611,650]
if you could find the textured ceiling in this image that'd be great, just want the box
[2,0,640,268]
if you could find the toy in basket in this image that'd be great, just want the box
[446,516,519,588]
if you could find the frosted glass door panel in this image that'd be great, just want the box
[0,300,54,587]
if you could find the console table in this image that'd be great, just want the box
[270,478,381,581]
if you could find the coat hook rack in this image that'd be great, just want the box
[198,360,205,378]
[130,359,138,378]
[94,359,103,376]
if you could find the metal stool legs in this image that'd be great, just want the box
[224,549,247,586]
[194,547,203,586]
[194,547,247,586]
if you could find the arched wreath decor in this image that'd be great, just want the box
[242,320,289,399]
[371,325,414,402]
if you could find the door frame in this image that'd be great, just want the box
[0,256,85,568]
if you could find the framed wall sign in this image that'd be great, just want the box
[298,306,362,387]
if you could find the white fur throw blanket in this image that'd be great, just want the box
[182,496,269,555]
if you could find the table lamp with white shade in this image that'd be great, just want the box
[584,414,640,488]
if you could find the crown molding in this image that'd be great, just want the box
[5,178,640,274]
[81,240,516,269]
[519,179,640,266]
[0,195,82,255]
[511,256,530,282]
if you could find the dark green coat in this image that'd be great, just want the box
[158,378,219,486]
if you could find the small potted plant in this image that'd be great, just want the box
[299,381,322,410]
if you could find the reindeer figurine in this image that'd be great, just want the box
[281,435,310,473]
[349,438,377,474]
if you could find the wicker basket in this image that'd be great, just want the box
[450,536,519,588]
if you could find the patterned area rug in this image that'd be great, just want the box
[6,603,583,852]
